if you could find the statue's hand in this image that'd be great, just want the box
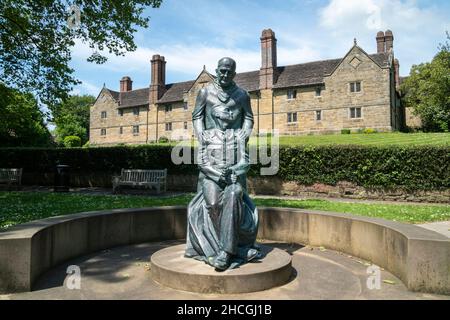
[218,169,229,184]
[237,128,251,141]
[230,173,237,184]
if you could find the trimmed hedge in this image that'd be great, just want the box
[0,145,448,191]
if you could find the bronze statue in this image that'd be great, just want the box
[185,57,261,271]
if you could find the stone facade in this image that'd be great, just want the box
[90,29,404,145]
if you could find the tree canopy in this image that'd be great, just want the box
[0,83,53,147]
[0,0,162,105]
[52,94,95,145]
[401,33,450,132]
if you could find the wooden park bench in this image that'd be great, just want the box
[0,168,23,190]
[112,169,167,194]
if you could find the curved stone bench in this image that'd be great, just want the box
[0,206,448,295]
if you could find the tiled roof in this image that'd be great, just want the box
[157,80,196,104]
[103,52,390,106]
[273,58,341,88]
[234,70,260,92]
[118,88,150,108]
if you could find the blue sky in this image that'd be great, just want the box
[71,0,450,96]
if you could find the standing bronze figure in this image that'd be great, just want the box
[185,57,261,271]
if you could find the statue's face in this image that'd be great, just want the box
[215,58,236,88]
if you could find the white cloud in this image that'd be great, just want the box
[318,0,450,75]
[71,38,323,83]
[320,0,449,35]
[71,79,101,96]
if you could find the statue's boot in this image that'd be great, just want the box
[246,248,259,262]
[213,250,231,271]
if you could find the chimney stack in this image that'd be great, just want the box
[376,31,385,53]
[120,76,132,92]
[150,54,166,103]
[384,30,394,52]
[394,58,400,89]
[259,29,278,90]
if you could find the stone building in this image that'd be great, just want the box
[90,29,404,145]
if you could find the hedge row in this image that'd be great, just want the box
[0,145,448,190]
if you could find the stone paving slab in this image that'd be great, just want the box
[1,240,448,300]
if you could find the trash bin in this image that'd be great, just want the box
[54,164,70,192]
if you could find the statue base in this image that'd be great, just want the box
[150,244,293,294]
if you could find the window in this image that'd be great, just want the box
[316,110,322,121]
[184,121,188,130]
[350,107,362,119]
[119,126,123,134]
[315,87,322,97]
[165,122,172,131]
[287,112,298,123]
[100,128,106,136]
[118,109,123,116]
[165,104,172,112]
[133,125,139,135]
[101,111,107,119]
[350,81,361,93]
[183,102,188,111]
[133,107,139,116]
[287,89,297,100]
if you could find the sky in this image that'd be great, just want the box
[70,0,450,97]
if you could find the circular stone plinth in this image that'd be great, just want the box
[150,244,293,294]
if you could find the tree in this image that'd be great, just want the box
[401,32,450,132]
[0,83,53,147]
[63,135,82,147]
[0,0,162,105]
[52,94,95,145]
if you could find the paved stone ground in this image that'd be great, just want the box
[1,240,448,300]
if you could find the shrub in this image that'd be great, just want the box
[363,128,378,134]
[158,136,169,143]
[0,145,448,191]
[341,129,351,134]
[63,136,81,148]
[82,141,90,148]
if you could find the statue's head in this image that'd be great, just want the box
[215,57,236,88]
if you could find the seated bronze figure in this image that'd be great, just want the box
[185,57,261,271]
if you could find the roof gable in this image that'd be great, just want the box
[93,87,119,106]
[326,44,390,77]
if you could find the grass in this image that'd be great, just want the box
[158,132,450,147]
[0,191,449,230]
[251,132,450,146]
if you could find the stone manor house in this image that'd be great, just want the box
[90,29,405,145]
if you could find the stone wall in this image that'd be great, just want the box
[18,172,450,203]
[90,89,149,145]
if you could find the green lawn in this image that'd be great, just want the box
[162,132,450,147]
[0,191,448,230]
[249,132,450,146]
